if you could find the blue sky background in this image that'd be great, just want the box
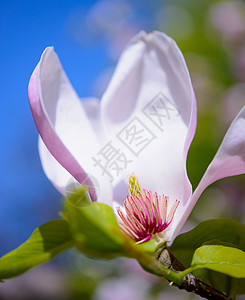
[0,0,157,255]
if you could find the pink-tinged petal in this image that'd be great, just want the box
[28,47,113,204]
[100,31,196,235]
[169,106,245,241]
[39,137,73,195]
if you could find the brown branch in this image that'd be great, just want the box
[156,247,232,300]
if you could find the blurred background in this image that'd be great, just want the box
[0,0,245,299]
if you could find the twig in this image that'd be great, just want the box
[156,247,232,300]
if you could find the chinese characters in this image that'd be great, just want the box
[92,92,180,182]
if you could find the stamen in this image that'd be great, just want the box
[116,176,180,243]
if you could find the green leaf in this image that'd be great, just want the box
[196,238,245,295]
[190,245,245,278]
[65,200,129,259]
[171,219,245,295]
[136,238,165,256]
[170,219,245,267]
[0,220,73,279]
[65,185,92,207]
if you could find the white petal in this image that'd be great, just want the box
[28,47,113,204]
[81,98,104,142]
[170,105,245,240]
[39,137,73,196]
[100,31,197,233]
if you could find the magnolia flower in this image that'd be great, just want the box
[28,31,245,243]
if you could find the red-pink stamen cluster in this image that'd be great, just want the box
[116,189,179,244]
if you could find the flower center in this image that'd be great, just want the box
[116,175,179,244]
